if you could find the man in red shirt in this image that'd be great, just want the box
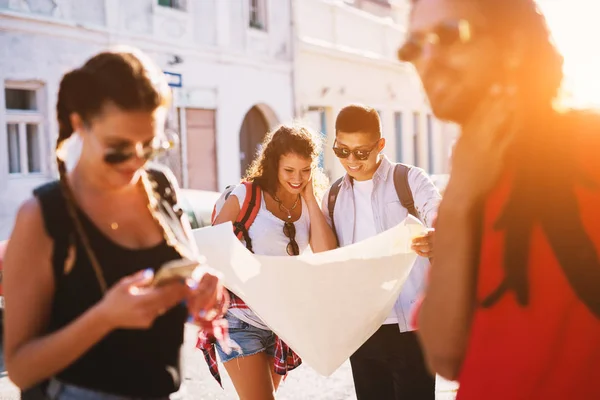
[398,0,600,399]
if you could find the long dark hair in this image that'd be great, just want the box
[55,48,171,291]
[244,124,329,199]
[484,110,600,318]
[456,0,600,318]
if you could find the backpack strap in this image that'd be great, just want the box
[232,182,261,253]
[33,181,71,245]
[146,166,182,217]
[327,177,344,245]
[393,163,419,220]
[211,185,235,224]
[33,181,73,282]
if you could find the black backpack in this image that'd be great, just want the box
[327,163,418,243]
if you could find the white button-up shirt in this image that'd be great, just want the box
[321,156,442,332]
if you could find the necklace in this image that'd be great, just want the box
[273,193,300,220]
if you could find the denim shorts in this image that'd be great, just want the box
[215,312,276,363]
[44,378,170,400]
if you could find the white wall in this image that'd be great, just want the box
[0,25,105,239]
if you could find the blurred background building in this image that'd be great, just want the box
[0,0,455,240]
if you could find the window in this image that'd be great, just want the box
[5,88,37,110]
[249,0,267,31]
[157,0,186,11]
[4,85,45,175]
[306,107,327,170]
[394,112,403,163]
[318,110,327,169]
[413,112,420,167]
[427,114,434,173]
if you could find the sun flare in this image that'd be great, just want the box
[539,0,600,109]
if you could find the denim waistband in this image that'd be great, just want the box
[46,379,170,400]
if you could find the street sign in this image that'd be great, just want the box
[164,71,182,88]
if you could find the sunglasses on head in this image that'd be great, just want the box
[283,221,300,256]
[332,140,380,161]
[397,19,475,63]
[103,132,178,165]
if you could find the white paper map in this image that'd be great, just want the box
[192,217,425,376]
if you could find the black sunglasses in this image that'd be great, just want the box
[103,134,177,165]
[283,221,300,256]
[397,19,474,63]
[332,140,380,161]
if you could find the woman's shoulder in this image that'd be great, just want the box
[16,195,45,225]
[11,195,54,248]
[230,183,248,202]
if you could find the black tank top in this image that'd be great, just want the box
[34,177,188,397]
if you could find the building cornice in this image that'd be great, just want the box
[0,10,292,73]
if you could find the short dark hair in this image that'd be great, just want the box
[335,104,381,139]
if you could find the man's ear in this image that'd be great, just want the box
[378,137,386,152]
[69,112,86,134]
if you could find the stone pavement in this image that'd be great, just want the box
[0,324,459,399]
[179,324,458,399]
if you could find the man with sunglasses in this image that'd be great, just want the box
[322,104,441,400]
[397,1,600,400]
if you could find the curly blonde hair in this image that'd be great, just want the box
[244,123,329,200]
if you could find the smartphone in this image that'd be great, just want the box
[152,258,200,286]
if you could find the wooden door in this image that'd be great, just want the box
[186,109,218,191]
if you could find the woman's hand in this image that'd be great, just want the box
[186,267,228,323]
[96,269,188,330]
[188,267,237,354]
[301,177,317,204]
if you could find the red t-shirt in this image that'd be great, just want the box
[457,130,600,399]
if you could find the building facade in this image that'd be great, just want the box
[293,0,458,180]
[0,0,458,240]
[0,0,294,240]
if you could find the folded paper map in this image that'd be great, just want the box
[192,217,424,376]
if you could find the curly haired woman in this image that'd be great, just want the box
[198,124,337,400]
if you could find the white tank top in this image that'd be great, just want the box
[227,184,311,329]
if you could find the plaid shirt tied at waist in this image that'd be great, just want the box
[196,291,302,387]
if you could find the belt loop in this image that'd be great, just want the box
[46,378,63,400]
